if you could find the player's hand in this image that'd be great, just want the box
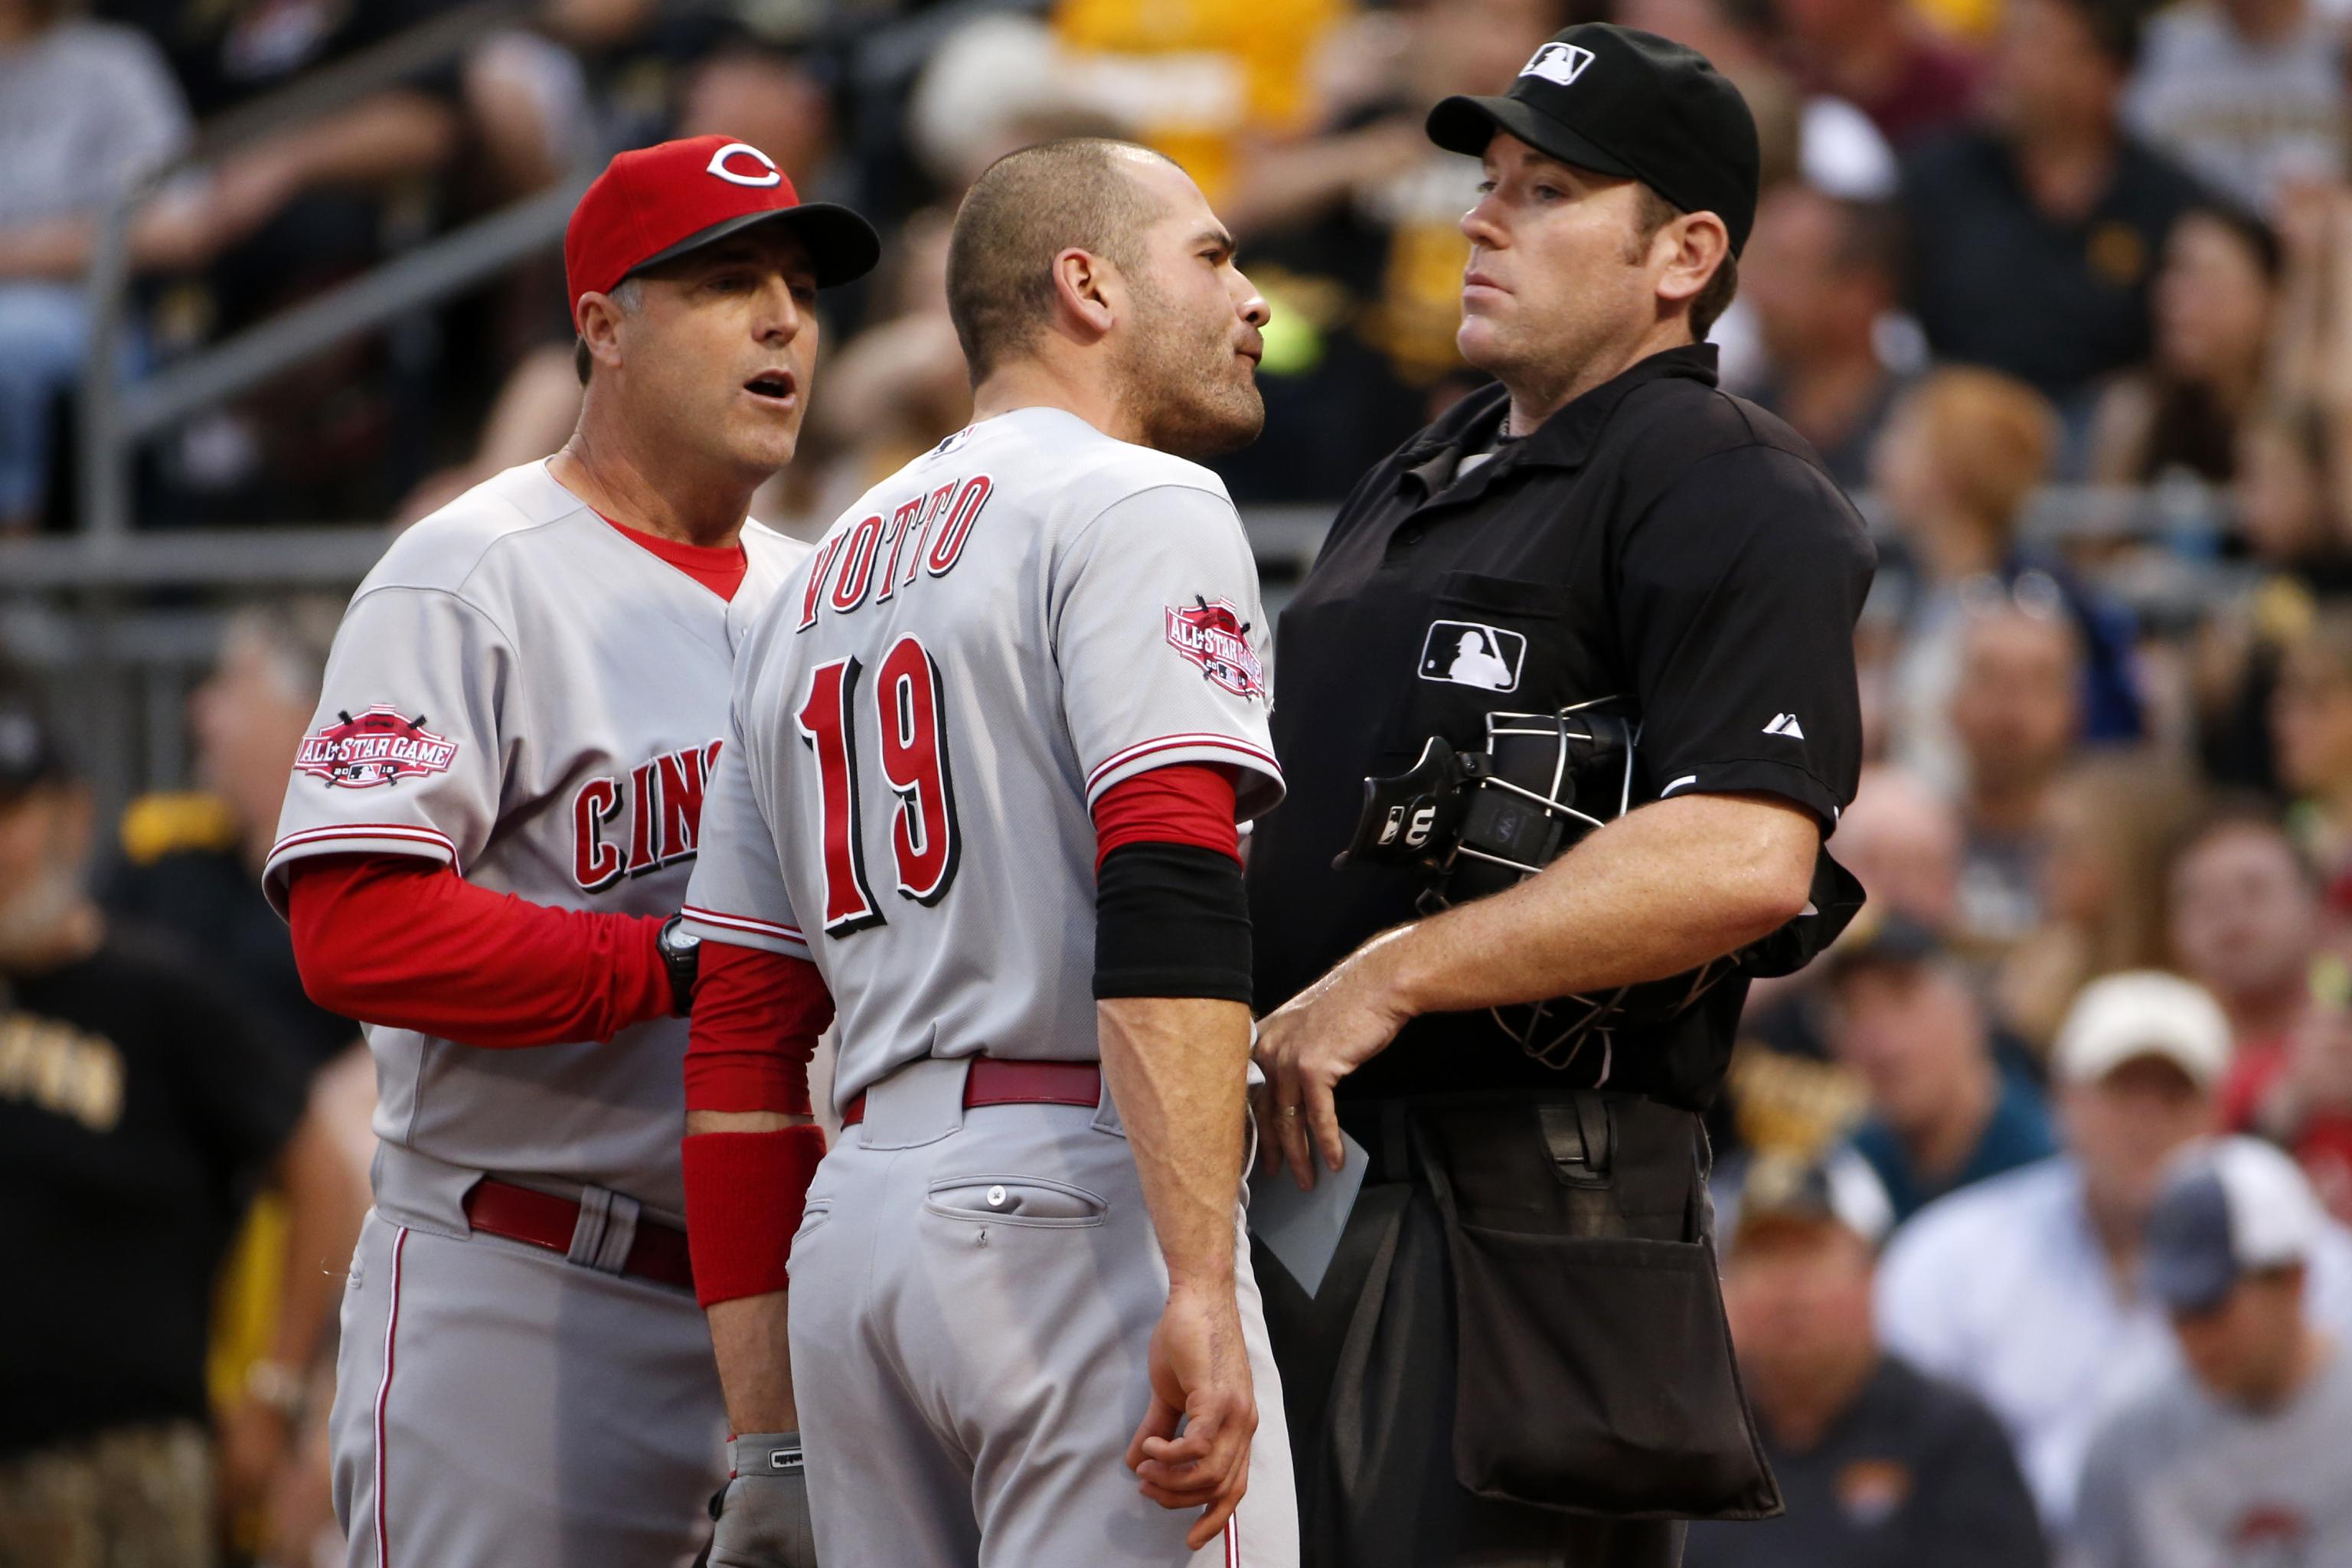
[703,1433,818,1568]
[1254,946,1413,1189]
[1125,1282,1256,1551]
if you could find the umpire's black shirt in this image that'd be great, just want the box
[1249,344,1874,1112]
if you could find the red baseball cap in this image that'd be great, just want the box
[563,134,880,328]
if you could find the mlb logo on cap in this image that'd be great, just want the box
[563,134,880,329]
[1522,42,1596,87]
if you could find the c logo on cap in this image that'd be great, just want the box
[707,142,782,188]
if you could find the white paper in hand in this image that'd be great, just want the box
[1247,1131,1370,1298]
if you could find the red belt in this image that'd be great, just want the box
[462,1178,694,1293]
[840,1058,1102,1127]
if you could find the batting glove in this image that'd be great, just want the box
[703,1432,818,1568]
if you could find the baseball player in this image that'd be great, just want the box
[674,137,1301,1567]
[263,136,878,1568]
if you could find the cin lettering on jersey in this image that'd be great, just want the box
[572,740,723,891]
[799,472,992,632]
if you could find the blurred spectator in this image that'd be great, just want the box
[0,0,192,531]
[2240,993,2352,1222]
[2125,0,2346,214]
[1743,186,1909,492]
[0,680,362,1563]
[2167,805,2323,1098]
[1210,0,1567,499]
[2188,408,2352,792]
[2070,1138,2352,1566]
[1771,0,1981,149]
[1998,753,2202,1053]
[1875,370,2143,791]
[1687,1151,2047,1568]
[1948,603,2086,963]
[83,0,471,525]
[2271,606,2352,916]
[1823,915,2057,1222]
[1899,0,2210,413]
[1828,764,1965,932]
[2088,204,2282,485]
[783,204,969,528]
[909,0,1350,211]
[1877,972,2352,1530]
[393,341,583,527]
[106,599,356,1068]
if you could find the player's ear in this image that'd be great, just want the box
[1047,247,1119,341]
[576,290,629,378]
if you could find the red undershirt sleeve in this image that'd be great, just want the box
[1090,763,1240,871]
[285,854,674,1048]
[682,941,833,1116]
[681,941,835,1307]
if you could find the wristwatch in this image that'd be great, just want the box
[658,915,701,1015]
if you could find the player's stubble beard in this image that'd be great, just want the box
[1119,274,1265,462]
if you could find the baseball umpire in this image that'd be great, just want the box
[1245,26,1875,1568]
[267,136,877,1567]
[676,138,1298,1566]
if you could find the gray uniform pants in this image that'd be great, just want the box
[788,1057,1299,1568]
[331,1206,728,1568]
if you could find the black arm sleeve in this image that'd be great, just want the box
[1093,842,1253,1004]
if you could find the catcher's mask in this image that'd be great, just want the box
[1338,700,1862,1078]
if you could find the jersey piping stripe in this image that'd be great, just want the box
[681,903,807,942]
[268,822,460,865]
[1084,734,1282,800]
[374,1225,408,1568]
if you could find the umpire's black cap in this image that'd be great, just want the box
[1426,24,1762,256]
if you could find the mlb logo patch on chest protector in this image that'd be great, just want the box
[1419,621,1526,692]
[1165,596,1266,700]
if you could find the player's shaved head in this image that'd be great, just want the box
[946,139,1178,379]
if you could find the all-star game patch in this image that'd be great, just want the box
[1165,596,1266,700]
[296,705,459,788]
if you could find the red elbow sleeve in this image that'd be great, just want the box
[682,1125,827,1308]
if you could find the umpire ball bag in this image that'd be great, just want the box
[1328,701,1864,1521]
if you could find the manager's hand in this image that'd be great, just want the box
[1253,938,1415,1188]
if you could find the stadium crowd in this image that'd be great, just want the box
[11,0,2352,1563]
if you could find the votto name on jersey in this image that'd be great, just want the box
[573,740,723,891]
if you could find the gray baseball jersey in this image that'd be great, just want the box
[264,459,802,1216]
[681,406,1283,1098]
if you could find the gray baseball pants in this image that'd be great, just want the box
[787,1055,1299,1567]
[329,1159,729,1568]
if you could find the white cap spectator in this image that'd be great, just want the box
[2053,971,2233,1090]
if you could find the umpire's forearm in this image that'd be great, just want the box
[1098,997,1251,1292]
[1372,792,1819,1016]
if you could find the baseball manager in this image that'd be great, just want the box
[1246,25,1875,1568]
